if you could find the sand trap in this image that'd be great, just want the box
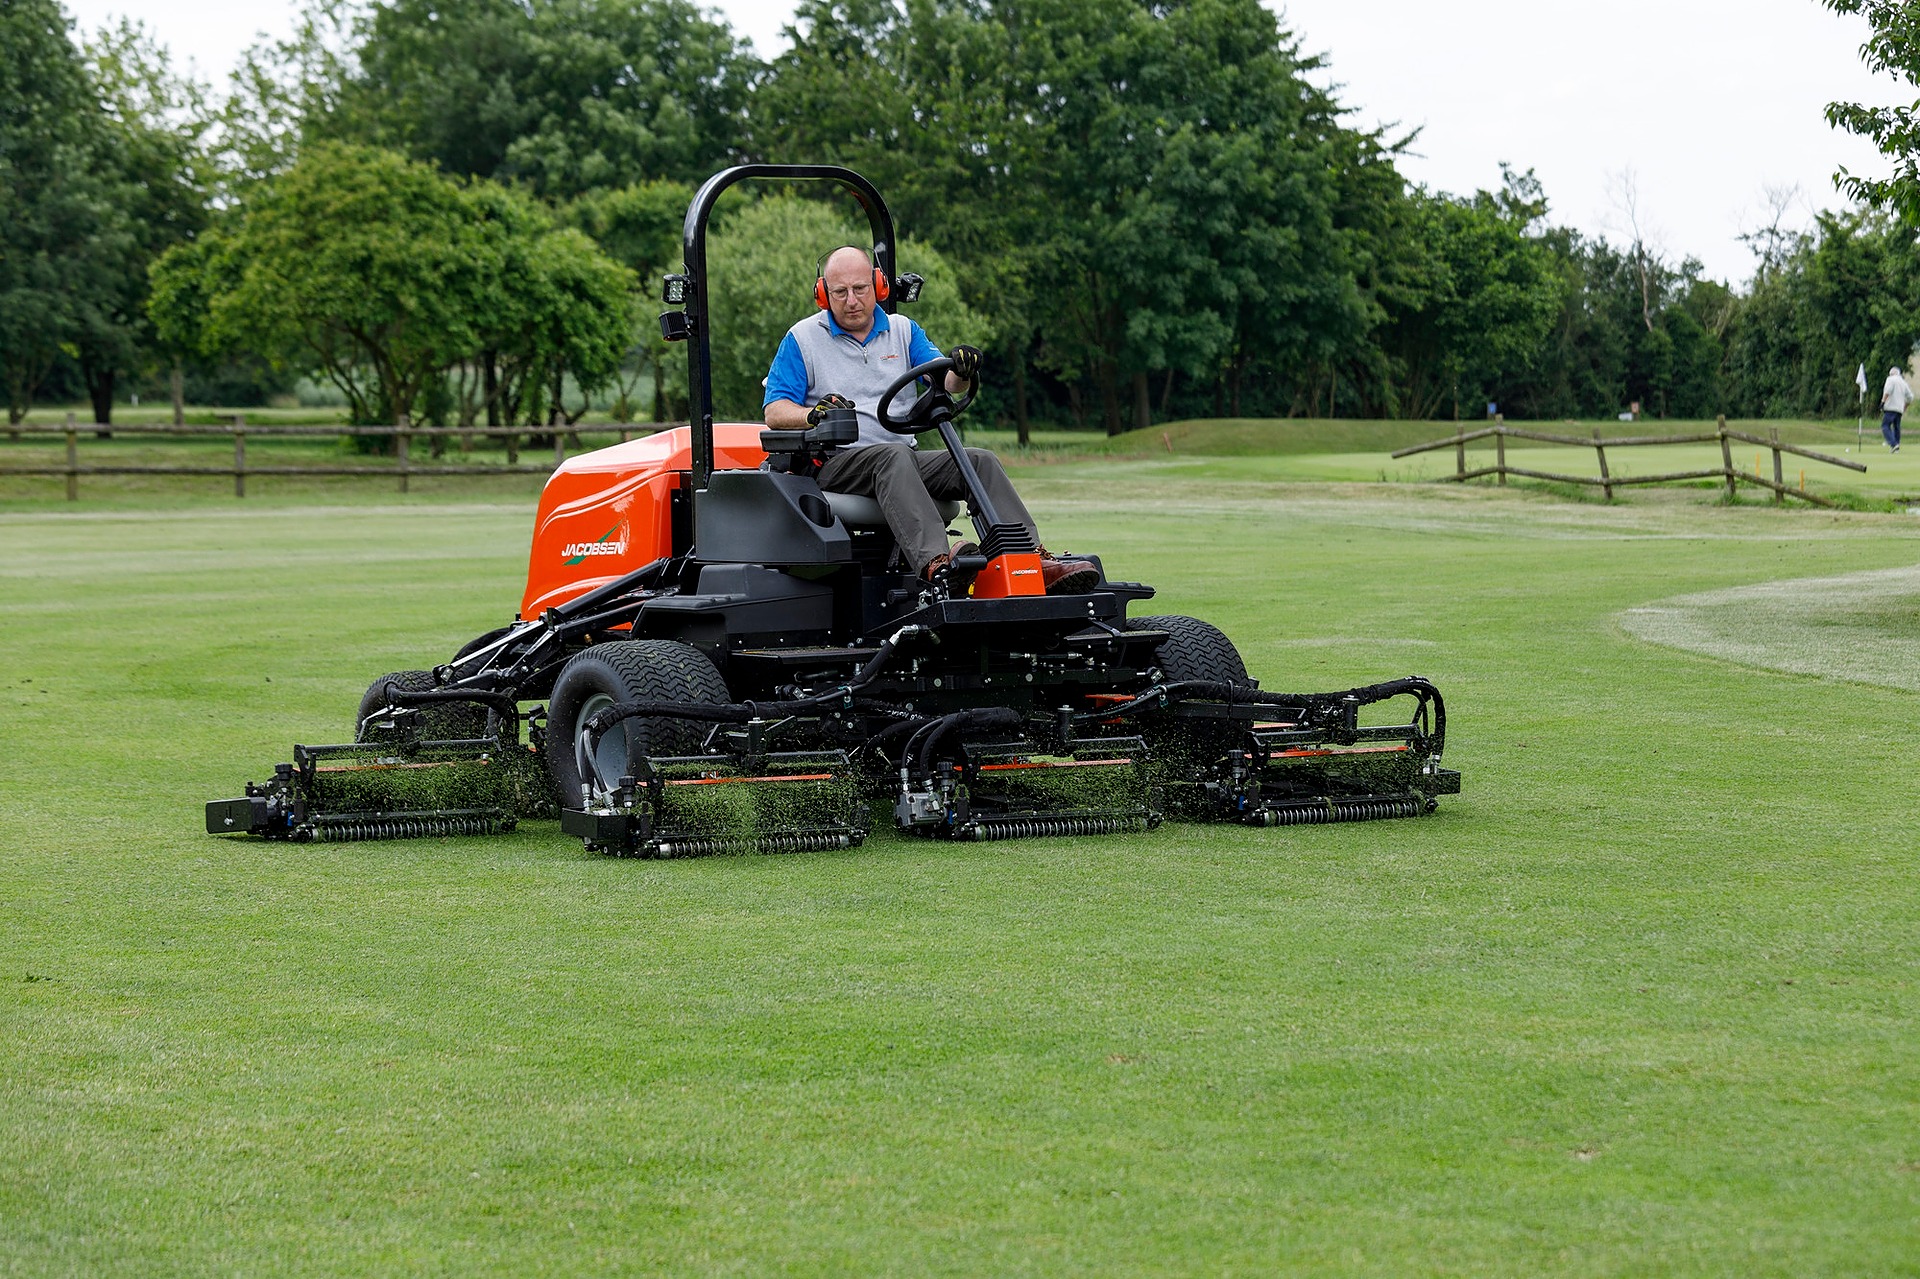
[1620,564,1920,691]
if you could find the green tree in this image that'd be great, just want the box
[703,194,990,423]
[74,20,214,426]
[569,179,694,422]
[1822,0,1920,218]
[293,0,754,197]
[1374,180,1565,419]
[756,0,1372,435]
[0,0,113,423]
[150,143,631,428]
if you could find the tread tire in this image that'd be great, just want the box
[1123,615,1250,766]
[354,669,488,742]
[545,640,730,807]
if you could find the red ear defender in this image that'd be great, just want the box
[813,248,889,310]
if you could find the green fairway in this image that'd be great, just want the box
[5,464,1920,1274]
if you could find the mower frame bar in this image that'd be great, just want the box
[679,164,899,490]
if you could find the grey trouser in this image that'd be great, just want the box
[816,443,1037,573]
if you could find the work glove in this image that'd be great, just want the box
[807,393,855,425]
[947,344,982,381]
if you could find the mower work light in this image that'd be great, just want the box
[662,273,690,305]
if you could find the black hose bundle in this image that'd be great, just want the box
[1077,675,1445,755]
[904,707,1025,777]
[576,624,933,778]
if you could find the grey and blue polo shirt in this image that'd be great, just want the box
[763,309,944,449]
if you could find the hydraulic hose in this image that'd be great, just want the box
[1075,675,1446,756]
[575,624,934,792]
[908,707,1024,778]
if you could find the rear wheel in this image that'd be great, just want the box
[353,669,488,742]
[1124,615,1250,767]
[545,640,730,806]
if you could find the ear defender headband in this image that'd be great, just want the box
[814,245,891,310]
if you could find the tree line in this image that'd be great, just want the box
[3,0,1915,434]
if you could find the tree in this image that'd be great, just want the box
[311,0,755,197]
[569,179,694,421]
[0,0,111,423]
[1374,179,1564,420]
[74,20,214,427]
[150,143,631,429]
[1822,0,1920,218]
[756,0,1373,434]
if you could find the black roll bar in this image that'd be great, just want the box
[679,165,899,490]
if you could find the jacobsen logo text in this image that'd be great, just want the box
[562,522,630,563]
[562,539,627,559]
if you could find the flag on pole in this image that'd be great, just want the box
[1858,363,1869,396]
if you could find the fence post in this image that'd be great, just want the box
[233,413,247,498]
[1770,427,1784,504]
[1455,429,1466,481]
[1495,414,1506,486]
[1593,428,1613,501]
[1718,415,1735,499]
[396,415,411,494]
[506,430,518,465]
[65,411,78,501]
[554,430,566,469]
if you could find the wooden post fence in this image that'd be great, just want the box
[1390,414,1867,507]
[1718,416,1736,499]
[0,420,680,500]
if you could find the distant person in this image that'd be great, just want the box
[1881,365,1913,453]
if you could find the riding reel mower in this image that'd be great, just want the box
[206,164,1460,855]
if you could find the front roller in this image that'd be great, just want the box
[1118,615,1460,826]
[206,672,551,841]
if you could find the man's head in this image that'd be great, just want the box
[818,245,885,338]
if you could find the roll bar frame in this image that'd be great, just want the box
[676,165,899,491]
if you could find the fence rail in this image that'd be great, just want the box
[1390,415,1867,506]
[0,415,681,499]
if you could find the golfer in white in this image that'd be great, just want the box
[1881,365,1913,452]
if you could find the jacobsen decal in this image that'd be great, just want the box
[563,522,629,564]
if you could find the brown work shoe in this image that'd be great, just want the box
[921,551,953,583]
[1040,554,1099,595]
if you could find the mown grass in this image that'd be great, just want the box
[4,461,1920,1274]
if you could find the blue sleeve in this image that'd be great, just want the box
[904,318,943,366]
[763,332,808,408]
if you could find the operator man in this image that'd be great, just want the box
[763,245,1097,594]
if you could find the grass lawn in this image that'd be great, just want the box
[4,453,1920,1273]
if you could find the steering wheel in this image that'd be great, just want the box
[875,356,978,435]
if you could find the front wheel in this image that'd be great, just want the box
[1124,615,1251,768]
[353,669,487,742]
[544,640,730,806]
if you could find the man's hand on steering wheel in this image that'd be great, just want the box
[807,393,855,425]
[947,345,982,382]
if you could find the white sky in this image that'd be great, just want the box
[65,0,1905,285]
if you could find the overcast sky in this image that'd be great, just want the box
[64,0,1904,284]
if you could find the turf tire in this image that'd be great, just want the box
[354,669,488,742]
[1124,614,1250,768]
[545,640,730,807]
